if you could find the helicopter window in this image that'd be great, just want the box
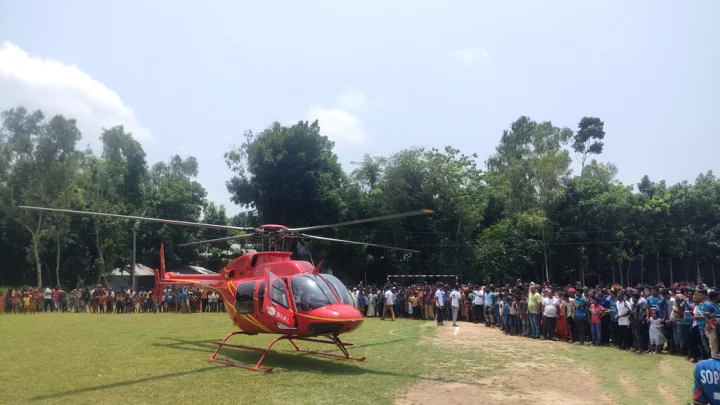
[289,275,337,311]
[257,281,265,313]
[271,278,290,309]
[236,281,255,314]
[319,274,354,306]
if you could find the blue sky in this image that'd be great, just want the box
[1,0,718,217]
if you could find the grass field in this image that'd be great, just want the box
[0,313,695,405]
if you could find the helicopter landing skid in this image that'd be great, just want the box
[287,335,368,362]
[206,332,366,372]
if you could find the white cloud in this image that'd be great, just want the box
[335,87,367,112]
[305,88,371,147]
[0,41,152,149]
[306,104,368,145]
[449,49,490,67]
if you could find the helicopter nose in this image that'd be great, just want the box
[324,304,363,320]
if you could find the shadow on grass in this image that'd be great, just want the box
[28,366,221,401]
[151,336,408,354]
[154,335,487,383]
[30,335,485,401]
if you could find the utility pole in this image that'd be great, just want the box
[132,221,140,290]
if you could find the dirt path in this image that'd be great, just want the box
[395,322,613,405]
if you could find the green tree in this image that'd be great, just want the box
[225,121,346,228]
[486,116,572,281]
[573,117,606,177]
[0,108,82,287]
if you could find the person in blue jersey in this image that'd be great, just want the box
[599,290,612,346]
[693,290,711,361]
[484,285,496,327]
[646,286,667,320]
[703,291,720,356]
[608,290,619,348]
[685,292,699,360]
[692,318,720,404]
[573,289,587,345]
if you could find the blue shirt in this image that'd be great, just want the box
[693,356,720,404]
[646,295,667,319]
[574,296,587,319]
[704,302,720,331]
[484,292,495,306]
[684,301,695,325]
[599,296,612,309]
[609,299,618,322]
[698,301,710,330]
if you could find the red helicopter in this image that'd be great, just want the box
[19,206,432,372]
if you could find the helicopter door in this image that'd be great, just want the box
[263,270,296,328]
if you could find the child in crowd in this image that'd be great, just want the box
[508,296,518,335]
[648,309,667,353]
[519,294,529,337]
[23,292,31,314]
[589,298,605,346]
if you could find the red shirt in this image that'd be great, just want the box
[590,303,603,324]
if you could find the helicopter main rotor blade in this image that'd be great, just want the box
[296,233,420,253]
[178,233,257,247]
[287,209,433,233]
[17,206,257,232]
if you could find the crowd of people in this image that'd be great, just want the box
[5,275,720,364]
[349,276,719,362]
[0,285,226,314]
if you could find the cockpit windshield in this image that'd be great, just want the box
[290,274,337,311]
[319,274,354,306]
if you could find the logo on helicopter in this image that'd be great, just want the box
[265,306,290,324]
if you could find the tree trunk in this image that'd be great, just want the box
[640,254,645,285]
[42,257,53,287]
[17,213,44,288]
[55,230,61,288]
[33,235,42,288]
[696,246,701,280]
[668,258,674,286]
[713,260,717,290]
[611,262,616,284]
[684,259,689,284]
[542,228,549,282]
[656,253,661,285]
[626,258,632,287]
[578,248,585,286]
[95,225,106,285]
[619,260,623,286]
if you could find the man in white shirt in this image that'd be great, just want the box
[541,289,559,340]
[449,286,462,326]
[435,284,446,326]
[615,291,633,350]
[351,288,359,308]
[381,286,395,321]
[44,287,53,312]
[473,285,484,324]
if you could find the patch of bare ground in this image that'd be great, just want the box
[396,322,612,405]
[658,383,681,405]
[617,373,639,395]
[659,359,673,376]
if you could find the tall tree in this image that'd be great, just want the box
[486,116,572,281]
[0,108,81,287]
[573,117,606,177]
[225,121,346,228]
